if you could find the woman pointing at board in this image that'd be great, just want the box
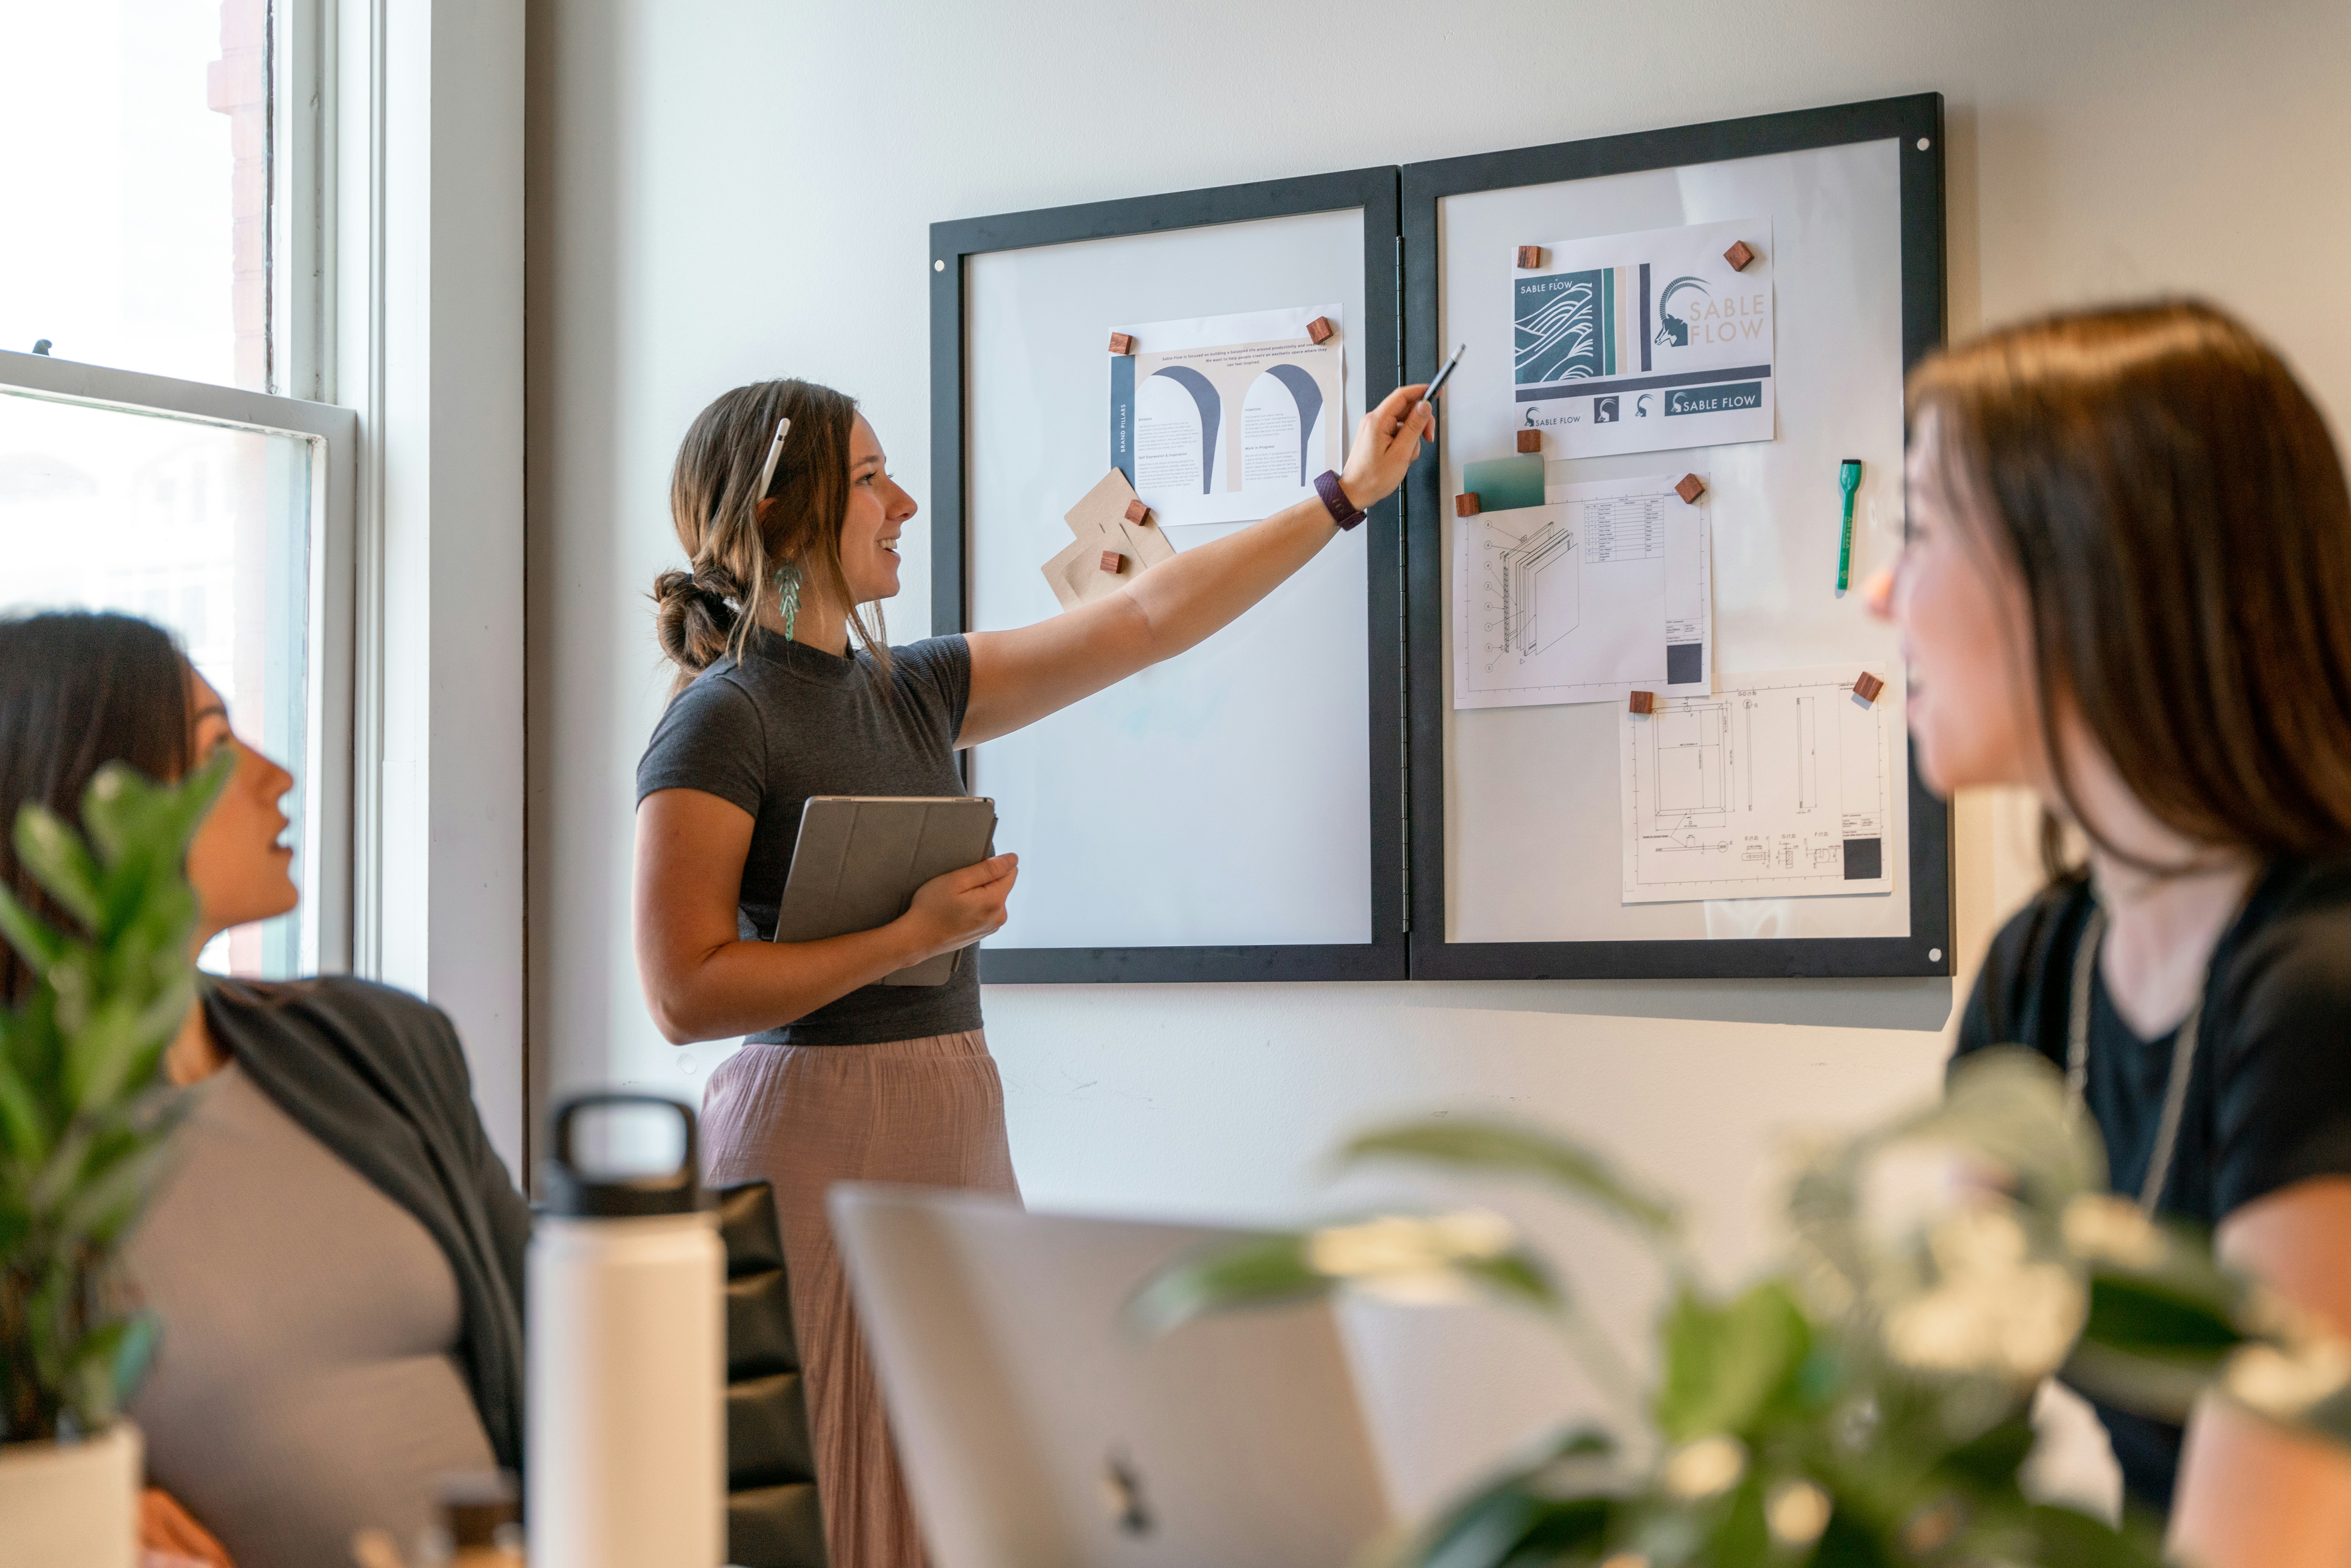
[633,374,1429,1567]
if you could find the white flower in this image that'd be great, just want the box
[1766,1480,1833,1546]
[1663,1436,1747,1500]
[2225,1340,2351,1419]
[1880,1204,2086,1380]
[2060,1193,2167,1269]
[1303,1211,1517,1305]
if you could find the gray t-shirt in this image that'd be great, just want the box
[635,628,983,1046]
[128,1064,498,1568]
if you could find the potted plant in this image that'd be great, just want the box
[1138,1051,2351,1568]
[0,756,229,1568]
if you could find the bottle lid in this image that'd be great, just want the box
[541,1092,703,1217]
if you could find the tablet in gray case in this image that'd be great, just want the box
[771,797,998,987]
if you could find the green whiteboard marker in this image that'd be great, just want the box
[1836,458,1862,592]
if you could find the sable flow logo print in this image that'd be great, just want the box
[1509,219,1777,461]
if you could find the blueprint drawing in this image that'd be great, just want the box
[1619,664,1896,903]
[1455,472,1712,710]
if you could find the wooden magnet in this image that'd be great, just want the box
[1455,492,1481,518]
[1123,499,1150,525]
[1107,332,1136,355]
[1515,245,1546,269]
[1628,690,1658,715]
[1516,428,1542,454]
[1674,473,1707,505]
[1852,671,1886,705]
[1099,550,1123,575]
[1723,239,1756,272]
[1306,315,1335,345]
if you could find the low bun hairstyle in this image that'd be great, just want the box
[653,378,887,693]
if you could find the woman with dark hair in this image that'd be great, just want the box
[1871,301,2351,1565]
[0,611,530,1568]
[634,376,1431,1565]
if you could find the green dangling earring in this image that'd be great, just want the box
[775,560,801,642]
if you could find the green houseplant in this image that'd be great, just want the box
[1136,1053,2351,1568]
[0,754,230,1566]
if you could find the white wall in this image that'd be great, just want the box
[525,0,2351,1500]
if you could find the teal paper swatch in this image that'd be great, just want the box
[1463,454,1546,512]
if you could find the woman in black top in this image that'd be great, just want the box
[634,376,1432,1566]
[1868,302,2351,1565]
[0,612,529,1566]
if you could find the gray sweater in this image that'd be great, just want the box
[145,978,530,1468]
[129,1063,500,1566]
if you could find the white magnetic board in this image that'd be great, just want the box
[1435,138,1915,946]
[962,209,1375,951]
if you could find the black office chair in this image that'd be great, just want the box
[714,1180,829,1568]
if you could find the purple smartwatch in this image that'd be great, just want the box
[1313,469,1366,531]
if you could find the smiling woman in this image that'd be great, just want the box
[632,372,1431,1567]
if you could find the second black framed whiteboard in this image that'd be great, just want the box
[930,168,1407,984]
[1403,95,1951,980]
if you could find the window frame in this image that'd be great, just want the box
[0,347,359,973]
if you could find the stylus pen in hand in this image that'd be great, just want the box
[1420,344,1466,410]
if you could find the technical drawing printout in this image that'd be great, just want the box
[1619,665,1898,903]
[1109,304,1345,530]
[1454,473,1712,710]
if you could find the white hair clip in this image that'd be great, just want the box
[757,416,793,500]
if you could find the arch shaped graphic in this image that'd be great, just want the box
[1263,362,1324,485]
[1148,365,1221,493]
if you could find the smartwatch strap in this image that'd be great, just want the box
[1314,470,1366,531]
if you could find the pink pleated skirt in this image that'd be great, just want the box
[700,1030,1020,1568]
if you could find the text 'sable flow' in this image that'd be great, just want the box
[1512,218,1775,461]
[1619,665,1897,903]
[1455,472,1712,710]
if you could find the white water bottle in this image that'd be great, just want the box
[528,1093,725,1568]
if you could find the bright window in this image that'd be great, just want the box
[0,0,350,981]
[0,0,274,391]
[0,388,318,975]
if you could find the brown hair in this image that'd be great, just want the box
[0,612,192,1003]
[652,378,889,693]
[1908,300,2351,876]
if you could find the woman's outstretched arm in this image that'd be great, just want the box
[956,383,1431,748]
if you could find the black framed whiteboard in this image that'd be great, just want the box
[929,168,1408,983]
[1402,94,1951,980]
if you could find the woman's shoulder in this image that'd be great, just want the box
[2217,857,2351,1036]
[878,634,971,726]
[639,660,768,811]
[208,975,470,1089]
[1954,875,2095,1062]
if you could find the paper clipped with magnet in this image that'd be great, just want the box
[1454,471,1713,711]
[1618,665,1899,903]
[1041,468,1177,612]
[1512,218,1775,461]
[1107,303,1345,532]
